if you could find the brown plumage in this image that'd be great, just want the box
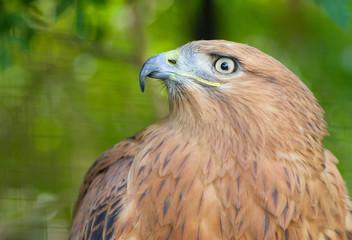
[69,40,352,239]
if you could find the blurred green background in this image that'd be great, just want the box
[0,0,351,239]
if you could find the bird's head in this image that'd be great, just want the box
[139,40,327,158]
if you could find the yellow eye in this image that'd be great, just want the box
[214,57,238,74]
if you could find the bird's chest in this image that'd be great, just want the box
[125,140,258,239]
[122,135,338,240]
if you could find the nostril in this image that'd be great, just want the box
[168,59,176,65]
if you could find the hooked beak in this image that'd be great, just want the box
[139,49,220,92]
[139,50,180,92]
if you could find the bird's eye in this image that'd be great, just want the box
[214,57,238,74]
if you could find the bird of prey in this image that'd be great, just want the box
[69,40,352,240]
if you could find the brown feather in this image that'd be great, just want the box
[70,40,351,239]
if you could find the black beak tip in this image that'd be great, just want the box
[139,70,147,93]
[140,83,145,93]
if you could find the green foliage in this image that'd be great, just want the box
[0,0,351,239]
[317,0,351,29]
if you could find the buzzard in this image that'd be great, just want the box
[70,40,352,239]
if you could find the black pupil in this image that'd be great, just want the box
[221,62,229,71]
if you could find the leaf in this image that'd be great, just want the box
[76,6,87,37]
[92,0,107,6]
[318,0,350,29]
[0,44,11,68]
[56,0,76,16]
